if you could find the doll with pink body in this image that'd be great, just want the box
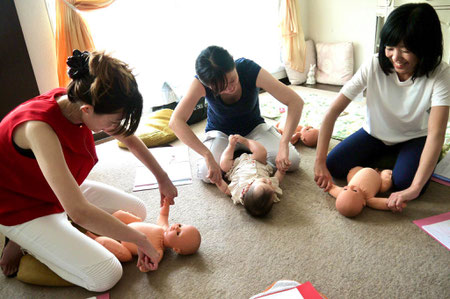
[275,122,319,147]
[328,166,406,217]
[87,200,201,272]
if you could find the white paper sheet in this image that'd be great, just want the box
[133,146,192,191]
[421,220,450,250]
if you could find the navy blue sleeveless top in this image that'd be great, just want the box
[199,58,265,136]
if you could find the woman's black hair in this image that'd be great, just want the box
[66,50,143,136]
[195,45,236,95]
[378,3,443,80]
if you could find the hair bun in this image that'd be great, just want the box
[67,49,90,79]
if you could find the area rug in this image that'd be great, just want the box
[260,85,450,154]
[260,85,365,141]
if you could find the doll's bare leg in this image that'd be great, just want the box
[347,166,363,183]
[379,169,393,193]
[219,135,239,173]
[234,135,267,164]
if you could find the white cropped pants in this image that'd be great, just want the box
[0,180,147,292]
[197,123,301,182]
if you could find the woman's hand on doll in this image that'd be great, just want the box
[157,174,178,207]
[276,143,291,172]
[205,153,222,184]
[136,242,160,272]
[314,161,333,192]
[387,187,419,212]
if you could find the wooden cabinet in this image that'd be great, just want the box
[0,0,40,120]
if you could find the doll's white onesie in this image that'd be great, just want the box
[225,153,282,205]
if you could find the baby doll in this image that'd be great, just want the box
[298,126,319,147]
[215,135,284,217]
[275,122,302,144]
[275,122,319,147]
[328,166,406,217]
[87,201,201,271]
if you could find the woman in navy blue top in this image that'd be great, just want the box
[170,46,304,185]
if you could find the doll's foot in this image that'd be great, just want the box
[0,239,23,277]
[228,135,239,146]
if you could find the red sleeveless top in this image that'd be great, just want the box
[0,88,98,225]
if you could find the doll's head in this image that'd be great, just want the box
[336,185,366,217]
[242,178,275,217]
[300,126,319,147]
[163,224,201,255]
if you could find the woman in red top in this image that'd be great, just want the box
[0,50,177,291]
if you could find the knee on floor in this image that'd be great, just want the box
[84,257,123,292]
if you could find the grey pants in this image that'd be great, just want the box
[197,123,301,183]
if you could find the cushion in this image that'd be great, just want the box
[284,40,316,85]
[118,109,177,149]
[155,82,208,125]
[17,254,73,287]
[316,42,353,85]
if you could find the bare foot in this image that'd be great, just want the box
[0,240,23,277]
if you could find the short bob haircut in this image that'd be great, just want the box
[378,3,443,80]
[195,45,236,95]
[67,51,143,136]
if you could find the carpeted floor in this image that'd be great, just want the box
[1,87,449,299]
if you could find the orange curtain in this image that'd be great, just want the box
[280,0,306,72]
[55,0,115,87]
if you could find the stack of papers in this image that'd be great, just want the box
[133,146,192,192]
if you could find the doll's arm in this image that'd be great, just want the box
[274,169,285,183]
[328,184,342,198]
[367,197,406,210]
[157,200,170,229]
[215,179,231,196]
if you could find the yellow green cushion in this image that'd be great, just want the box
[17,254,73,287]
[118,109,177,149]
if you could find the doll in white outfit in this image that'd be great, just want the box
[215,135,284,217]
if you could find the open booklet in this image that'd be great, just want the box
[413,212,450,251]
[133,146,192,192]
[431,153,450,186]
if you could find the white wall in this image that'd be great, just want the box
[15,0,448,90]
[14,0,58,94]
[299,0,450,72]
[301,0,378,72]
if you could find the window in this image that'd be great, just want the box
[77,0,283,112]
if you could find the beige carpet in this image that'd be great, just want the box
[1,88,449,299]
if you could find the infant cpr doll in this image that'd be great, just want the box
[275,122,319,147]
[87,200,201,271]
[328,166,406,217]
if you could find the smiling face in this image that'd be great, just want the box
[219,69,239,95]
[385,42,418,81]
[336,185,366,217]
[163,223,201,255]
